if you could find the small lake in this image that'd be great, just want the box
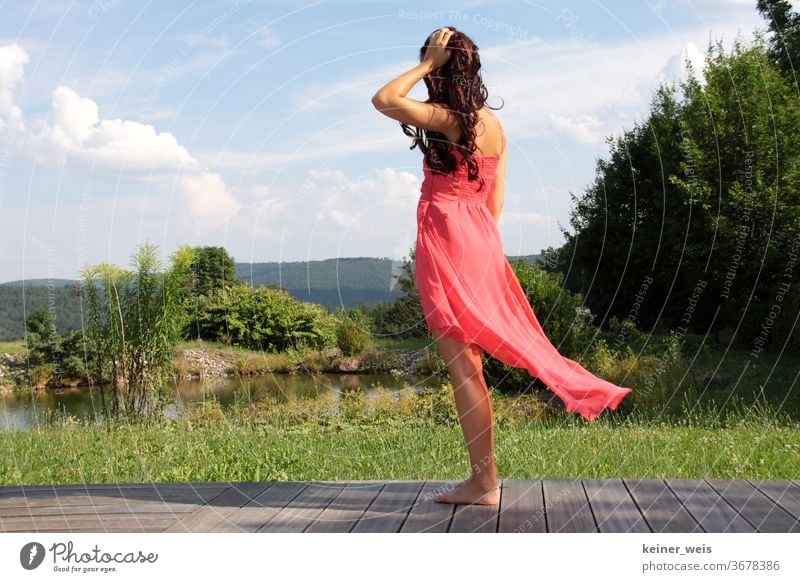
[0,373,446,431]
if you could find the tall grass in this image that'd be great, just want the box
[2,382,797,486]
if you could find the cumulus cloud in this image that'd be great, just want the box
[0,41,244,232]
[548,113,604,144]
[175,171,245,230]
[36,85,199,171]
[0,42,29,131]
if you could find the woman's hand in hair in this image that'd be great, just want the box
[422,27,454,70]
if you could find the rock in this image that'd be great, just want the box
[337,356,360,372]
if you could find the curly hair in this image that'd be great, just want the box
[400,26,503,191]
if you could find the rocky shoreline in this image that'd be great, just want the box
[0,352,26,393]
[0,345,440,393]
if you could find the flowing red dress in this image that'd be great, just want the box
[414,133,633,421]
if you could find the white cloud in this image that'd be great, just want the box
[252,166,420,248]
[501,210,554,227]
[256,28,281,49]
[175,171,245,230]
[176,33,229,49]
[34,85,199,171]
[548,113,604,144]
[0,42,29,131]
[1,42,243,235]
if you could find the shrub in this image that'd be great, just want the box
[183,399,226,428]
[334,307,373,356]
[192,284,338,352]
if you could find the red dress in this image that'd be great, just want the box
[414,133,633,421]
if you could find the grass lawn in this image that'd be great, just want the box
[2,419,797,486]
[0,340,27,354]
[1,385,798,486]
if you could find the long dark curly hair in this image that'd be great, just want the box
[401,26,503,191]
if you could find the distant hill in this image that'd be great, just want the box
[0,278,75,287]
[236,257,406,308]
[0,282,84,342]
[0,254,541,340]
[236,254,541,308]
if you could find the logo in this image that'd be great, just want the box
[20,542,46,570]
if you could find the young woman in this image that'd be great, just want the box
[371,27,633,506]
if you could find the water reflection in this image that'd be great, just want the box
[0,373,447,431]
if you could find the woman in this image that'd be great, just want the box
[371,27,633,506]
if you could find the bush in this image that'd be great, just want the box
[334,307,373,356]
[183,399,226,428]
[192,284,338,352]
[412,385,459,426]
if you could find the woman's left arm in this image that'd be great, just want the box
[371,28,458,134]
[371,61,457,133]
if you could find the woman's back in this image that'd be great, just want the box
[419,108,506,205]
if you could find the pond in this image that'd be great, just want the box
[0,373,448,431]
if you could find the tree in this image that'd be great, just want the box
[382,246,428,339]
[190,246,239,297]
[548,33,800,352]
[757,0,800,79]
[24,308,63,368]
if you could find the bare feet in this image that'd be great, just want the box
[434,477,500,505]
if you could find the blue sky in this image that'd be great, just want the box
[0,0,777,282]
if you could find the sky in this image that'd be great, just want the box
[0,0,783,283]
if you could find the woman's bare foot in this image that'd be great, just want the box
[433,477,500,505]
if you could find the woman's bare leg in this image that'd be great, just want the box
[431,330,500,505]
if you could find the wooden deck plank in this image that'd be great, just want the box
[497,479,545,533]
[350,481,424,533]
[0,501,198,518]
[665,478,755,532]
[399,481,455,533]
[163,483,273,533]
[257,483,346,533]
[542,479,596,533]
[1,514,179,532]
[748,480,800,521]
[705,479,800,533]
[1,479,797,533]
[625,478,701,533]
[304,482,384,533]
[0,485,227,508]
[208,482,310,533]
[0,481,226,495]
[448,490,499,533]
[583,478,650,533]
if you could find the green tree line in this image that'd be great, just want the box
[542,0,800,354]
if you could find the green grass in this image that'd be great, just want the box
[0,340,27,354]
[2,419,797,486]
[2,386,797,486]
